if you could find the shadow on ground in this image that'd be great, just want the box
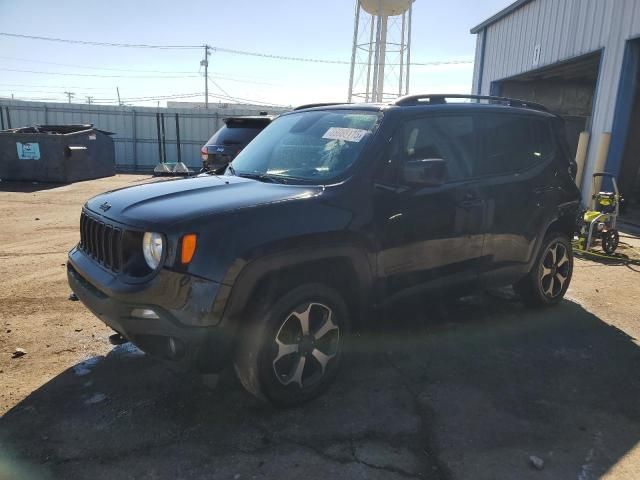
[0,181,68,193]
[1,292,639,479]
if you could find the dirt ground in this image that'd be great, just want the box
[1,174,639,480]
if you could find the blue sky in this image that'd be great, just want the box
[0,0,512,106]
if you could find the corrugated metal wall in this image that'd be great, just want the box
[0,100,288,171]
[472,0,640,198]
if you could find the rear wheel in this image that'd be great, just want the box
[234,284,349,407]
[514,233,573,306]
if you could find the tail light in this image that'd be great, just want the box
[200,146,208,161]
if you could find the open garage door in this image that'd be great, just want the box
[491,51,602,160]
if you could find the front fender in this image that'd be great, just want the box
[217,241,375,327]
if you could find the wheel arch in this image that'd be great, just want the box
[544,210,578,239]
[220,245,374,330]
[525,203,579,273]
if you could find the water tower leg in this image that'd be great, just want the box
[365,17,375,102]
[399,12,406,97]
[371,14,382,102]
[348,0,361,102]
[376,15,388,102]
[405,4,413,95]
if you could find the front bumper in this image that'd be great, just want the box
[67,247,234,372]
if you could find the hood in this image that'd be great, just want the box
[85,175,322,227]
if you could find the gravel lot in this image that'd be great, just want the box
[1,174,639,480]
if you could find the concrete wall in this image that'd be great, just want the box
[0,100,288,172]
[471,0,640,201]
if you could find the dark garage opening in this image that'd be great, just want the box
[491,51,602,160]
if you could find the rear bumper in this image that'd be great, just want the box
[67,247,235,371]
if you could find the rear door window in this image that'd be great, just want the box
[477,114,555,176]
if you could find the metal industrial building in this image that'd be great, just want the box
[471,0,640,208]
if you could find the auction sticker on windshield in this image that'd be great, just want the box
[322,127,368,143]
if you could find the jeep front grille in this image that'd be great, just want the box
[79,212,123,272]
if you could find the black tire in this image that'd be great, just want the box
[602,229,619,255]
[234,283,350,407]
[514,233,573,307]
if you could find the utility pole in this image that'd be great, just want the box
[117,87,122,106]
[86,96,93,105]
[201,44,211,109]
[64,91,75,103]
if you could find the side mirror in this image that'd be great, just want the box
[402,158,447,186]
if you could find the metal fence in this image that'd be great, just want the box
[0,99,288,172]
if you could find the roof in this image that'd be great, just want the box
[470,0,535,33]
[280,96,555,118]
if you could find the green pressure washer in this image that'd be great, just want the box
[576,172,620,255]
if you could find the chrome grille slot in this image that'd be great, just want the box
[79,212,123,272]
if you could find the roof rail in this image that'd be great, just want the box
[393,94,548,112]
[293,102,350,111]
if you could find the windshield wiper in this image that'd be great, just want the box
[238,172,286,184]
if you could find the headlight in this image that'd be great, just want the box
[142,232,164,270]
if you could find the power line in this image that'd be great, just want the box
[0,58,277,85]
[0,32,200,49]
[5,92,206,104]
[206,92,286,108]
[207,76,232,100]
[93,94,205,104]
[0,68,200,79]
[0,32,473,66]
[0,55,201,74]
[0,89,117,95]
[0,83,118,91]
[210,45,472,66]
[2,90,288,107]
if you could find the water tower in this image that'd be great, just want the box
[347,0,414,103]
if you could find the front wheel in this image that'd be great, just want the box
[234,284,350,407]
[514,233,573,306]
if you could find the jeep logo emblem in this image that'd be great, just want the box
[99,202,111,212]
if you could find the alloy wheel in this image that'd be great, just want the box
[539,241,571,298]
[272,302,340,388]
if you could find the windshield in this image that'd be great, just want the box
[228,110,381,182]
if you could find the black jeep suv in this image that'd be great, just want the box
[68,94,580,406]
